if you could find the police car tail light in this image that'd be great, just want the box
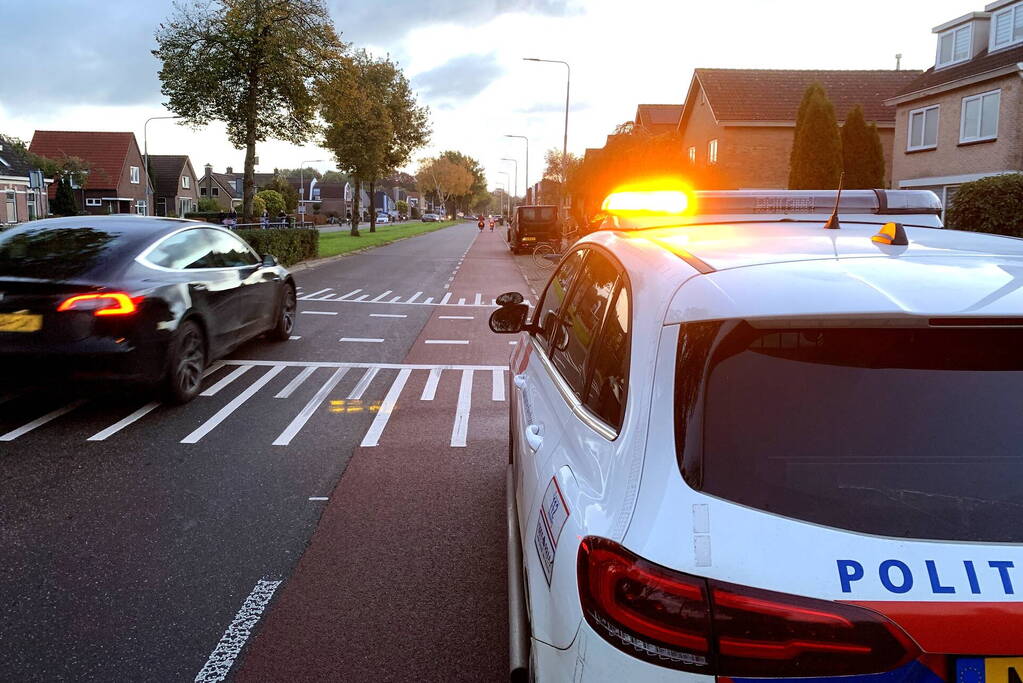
[710,582,920,676]
[577,537,713,672]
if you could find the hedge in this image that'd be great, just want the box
[184,211,228,223]
[235,228,318,267]
[945,174,1023,237]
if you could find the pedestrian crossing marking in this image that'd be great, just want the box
[298,288,520,308]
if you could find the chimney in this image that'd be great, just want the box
[895,53,903,70]
[226,166,233,174]
[204,163,213,175]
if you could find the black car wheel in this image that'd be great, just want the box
[165,320,206,404]
[269,282,297,341]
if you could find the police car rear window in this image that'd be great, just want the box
[687,323,1023,543]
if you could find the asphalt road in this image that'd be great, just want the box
[0,221,530,681]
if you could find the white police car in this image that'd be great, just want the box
[491,188,1023,682]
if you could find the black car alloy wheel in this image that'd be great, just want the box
[270,282,297,341]
[169,320,206,403]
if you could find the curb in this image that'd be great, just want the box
[287,222,463,274]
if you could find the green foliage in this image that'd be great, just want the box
[395,200,408,215]
[410,204,421,219]
[439,150,487,214]
[252,195,267,217]
[184,211,226,222]
[275,166,322,181]
[788,83,843,190]
[153,0,346,219]
[840,105,885,189]
[265,175,299,211]
[945,174,1023,236]
[320,170,347,183]
[256,190,284,215]
[52,176,79,216]
[197,197,220,212]
[235,228,318,266]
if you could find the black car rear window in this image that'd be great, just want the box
[681,322,1023,543]
[518,207,557,222]
[0,226,128,280]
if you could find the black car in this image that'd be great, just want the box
[508,205,560,253]
[0,216,297,403]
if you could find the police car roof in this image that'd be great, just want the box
[581,221,1023,325]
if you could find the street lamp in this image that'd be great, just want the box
[504,135,529,203]
[144,114,183,216]
[523,58,571,162]
[299,159,327,223]
[501,157,518,206]
[498,171,510,217]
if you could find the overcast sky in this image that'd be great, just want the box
[0,0,972,195]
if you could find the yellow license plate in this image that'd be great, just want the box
[0,313,43,333]
[958,658,1023,683]
[522,237,536,242]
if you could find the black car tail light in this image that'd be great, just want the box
[57,293,139,316]
[577,537,920,675]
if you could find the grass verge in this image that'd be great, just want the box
[318,220,459,258]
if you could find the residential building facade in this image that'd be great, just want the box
[633,104,684,135]
[887,3,1023,207]
[198,164,242,210]
[678,69,922,189]
[149,155,199,217]
[29,131,149,215]
[0,135,48,223]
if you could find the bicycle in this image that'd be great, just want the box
[532,225,580,270]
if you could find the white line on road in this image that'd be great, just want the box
[303,288,332,299]
[339,337,384,343]
[440,293,452,304]
[289,336,302,340]
[369,313,407,318]
[193,578,282,683]
[348,367,379,399]
[222,359,507,371]
[474,293,483,306]
[360,368,412,447]
[421,368,442,400]
[451,369,474,448]
[275,366,318,399]
[0,400,86,442]
[353,295,369,301]
[439,315,474,320]
[406,292,422,304]
[182,366,284,443]
[336,289,362,301]
[309,497,329,501]
[273,368,349,446]
[370,290,392,302]
[201,365,252,397]
[425,340,469,345]
[423,297,434,304]
[301,310,338,316]
[87,401,161,441]
[492,369,506,402]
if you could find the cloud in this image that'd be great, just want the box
[413,53,505,101]
[516,101,590,114]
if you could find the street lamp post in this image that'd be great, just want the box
[299,159,327,224]
[523,58,571,162]
[501,157,518,208]
[144,115,183,216]
[498,171,511,217]
[504,135,529,203]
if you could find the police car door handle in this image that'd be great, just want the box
[513,374,527,390]
[525,424,544,451]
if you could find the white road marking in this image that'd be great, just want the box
[421,368,442,400]
[0,400,86,442]
[339,337,384,343]
[406,292,422,303]
[369,313,407,318]
[275,366,318,399]
[492,369,506,402]
[353,295,369,301]
[443,284,449,289]
[221,359,506,371]
[336,289,362,301]
[439,315,474,320]
[360,368,412,447]
[309,497,329,501]
[389,296,402,303]
[370,290,392,302]
[301,310,338,316]
[347,367,379,399]
[193,578,282,683]
[289,335,301,340]
[457,298,466,305]
[182,366,284,443]
[425,340,469,345]
[474,293,483,306]
[87,401,161,441]
[201,365,252,397]
[303,288,332,299]
[451,369,474,447]
[273,368,349,446]
[423,297,434,304]
[440,293,452,304]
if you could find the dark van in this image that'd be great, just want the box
[508,205,560,254]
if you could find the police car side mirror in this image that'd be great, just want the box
[489,303,530,334]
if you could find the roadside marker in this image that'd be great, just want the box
[0,400,86,442]
[273,368,349,446]
[347,367,379,400]
[421,368,442,401]
[194,578,282,683]
[275,366,318,399]
[360,368,412,447]
[182,366,284,443]
[200,365,252,397]
[450,369,474,447]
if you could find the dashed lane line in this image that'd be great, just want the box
[301,311,338,316]
[339,337,384,343]
[194,577,282,683]
[360,368,412,447]
[451,369,474,448]
[425,340,469,345]
[439,316,474,320]
[369,313,407,318]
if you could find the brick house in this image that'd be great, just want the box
[197,164,241,211]
[149,155,199,217]
[678,69,922,189]
[0,135,48,224]
[886,2,1023,208]
[29,131,149,215]
[633,104,684,135]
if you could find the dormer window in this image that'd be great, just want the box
[937,24,972,67]
[991,2,1023,50]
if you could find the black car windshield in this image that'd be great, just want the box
[684,322,1023,542]
[0,225,128,280]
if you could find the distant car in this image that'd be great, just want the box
[422,213,440,222]
[0,216,296,403]
[376,213,390,224]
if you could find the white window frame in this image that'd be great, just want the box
[990,3,1023,51]
[85,197,102,207]
[182,175,190,189]
[936,24,972,68]
[136,200,148,216]
[907,104,940,151]
[708,139,718,165]
[960,89,1001,144]
[130,166,140,184]
[688,146,696,163]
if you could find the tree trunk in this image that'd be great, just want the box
[243,73,259,222]
[351,179,361,237]
[369,180,377,233]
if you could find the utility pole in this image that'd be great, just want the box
[504,135,529,203]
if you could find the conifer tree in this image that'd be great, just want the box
[841,105,886,189]
[788,83,843,190]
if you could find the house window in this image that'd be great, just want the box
[937,25,971,68]
[212,187,220,197]
[85,198,102,207]
[136,200,148,216]
[688,146,696,163]
[960,90,1000,143]
[708,139,718,165]
[130,166,140,184]
[182,175,190,189]
[200,187,207,196]
[908,105,940,150]
[991,3,1023,51]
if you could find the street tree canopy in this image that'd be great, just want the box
[788,83,843,190]
[416,157,473,215]
[439,151,486,215]
[154,0,346,220]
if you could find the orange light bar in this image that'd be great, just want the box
[57,292,138,316]
[602,190,690,215]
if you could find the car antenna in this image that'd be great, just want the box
[823,172,845,230]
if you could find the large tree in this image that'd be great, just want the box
[788,83,843,190]
[416,157,473,216]
[439,151,486,215]
[154,0,345,219]
[841,105,886,189]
